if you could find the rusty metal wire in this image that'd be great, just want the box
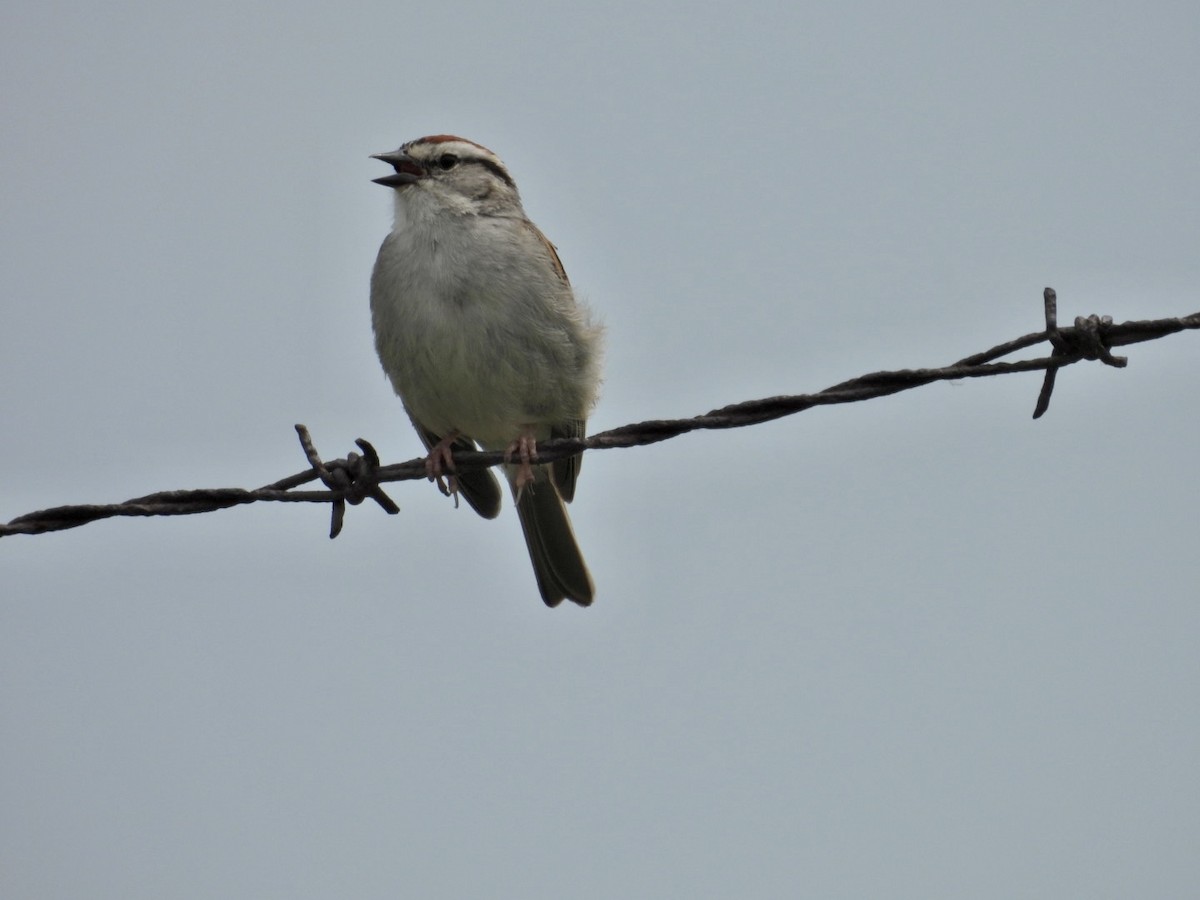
[3,289,1196,539]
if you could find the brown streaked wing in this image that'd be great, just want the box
[524,219,570,286]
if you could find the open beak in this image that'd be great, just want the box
[371,150,424,187]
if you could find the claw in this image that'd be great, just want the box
[504,427,539,500]
[425,432,462,505]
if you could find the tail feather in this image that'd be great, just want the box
[513,468,594,607]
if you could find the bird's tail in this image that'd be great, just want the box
[513,467,594,607]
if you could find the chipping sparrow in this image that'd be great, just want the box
[370,135,603,607]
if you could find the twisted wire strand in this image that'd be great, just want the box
[3,300,1196,539]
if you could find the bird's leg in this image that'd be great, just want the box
[504,426,539,501]
[425,431,462,503]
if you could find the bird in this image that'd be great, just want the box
[369,135,603,607]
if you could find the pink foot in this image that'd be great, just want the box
[504,427,539,499]
[425,431,461,502]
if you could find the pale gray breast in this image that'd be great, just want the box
[370,220,596,443]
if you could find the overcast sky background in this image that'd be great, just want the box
[3,2,1198,897]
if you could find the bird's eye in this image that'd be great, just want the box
[437,154,459,170]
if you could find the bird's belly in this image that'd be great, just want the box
[377,290,559,446]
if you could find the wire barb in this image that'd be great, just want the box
[293,425,400,538]
[1033,288,1132,419]
[1,290,1195,539]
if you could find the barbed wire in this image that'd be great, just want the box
[3,289,1196,540]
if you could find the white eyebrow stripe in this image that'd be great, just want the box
[405,136,513,187]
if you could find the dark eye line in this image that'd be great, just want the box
[427,151,514,188]
[474,158,514,188]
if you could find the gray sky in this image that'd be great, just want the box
[3,1,1199,897]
